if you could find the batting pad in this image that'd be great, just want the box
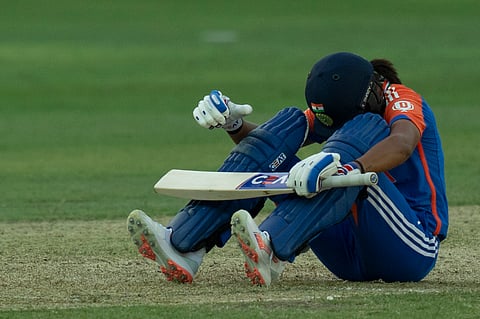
[260,113,390,261]
[168,107,308,253]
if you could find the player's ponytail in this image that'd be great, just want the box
[370,59,402,84]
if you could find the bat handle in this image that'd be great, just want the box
[320,172,378,188]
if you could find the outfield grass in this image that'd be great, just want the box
[0,0,479,317]
[1,207,479,318]
[3,293,478,319]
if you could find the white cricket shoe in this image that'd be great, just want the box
[127,209,205,284]
[231,209,286,287]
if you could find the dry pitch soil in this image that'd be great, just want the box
[1,206,479,310]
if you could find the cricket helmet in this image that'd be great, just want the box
[305,52,376,129]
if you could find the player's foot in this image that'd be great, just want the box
[127,209,205,283]
[231,209,286,287]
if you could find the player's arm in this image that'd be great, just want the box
[227,120,258,144]
[354,119,420,173]
[285,119,419,198]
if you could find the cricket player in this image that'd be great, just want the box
[127,52,448,286]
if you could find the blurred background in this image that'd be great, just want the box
[1,0,478,221]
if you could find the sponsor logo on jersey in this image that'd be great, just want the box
[392,100,414,112]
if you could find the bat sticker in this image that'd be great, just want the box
[236,173,289,190]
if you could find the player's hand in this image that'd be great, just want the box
[193,90,253,131]
[287,152,341,198]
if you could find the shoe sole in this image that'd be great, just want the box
[127,210,193,284]
[231,210,271,286]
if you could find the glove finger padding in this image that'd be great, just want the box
[193,99,219,128]
[287,152,341,197]
[193,101,214,129]
[204,94,228,125]
[193,90,253,131]
[192,94,229,129]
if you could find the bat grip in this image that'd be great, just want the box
[320,172,378,188]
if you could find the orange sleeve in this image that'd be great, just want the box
[304,108,316,132]
[384,84,426,134]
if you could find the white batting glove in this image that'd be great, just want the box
[193,90,253,131]
[286,152,341,198]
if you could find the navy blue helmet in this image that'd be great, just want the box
[305,52,381,129]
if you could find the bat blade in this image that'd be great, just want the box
[154,169,378,201]
[154,169,293,200]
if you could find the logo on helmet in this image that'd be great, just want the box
[315,113,334,127]
[392,101,414,112]
[310,102,325,113]
[310,102,334,126]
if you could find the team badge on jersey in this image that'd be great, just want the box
[392,100,414,112]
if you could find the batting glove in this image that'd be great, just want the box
[193,90,253,131]
[286,152,341,198]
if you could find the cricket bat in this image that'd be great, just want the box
[154,169,378,200]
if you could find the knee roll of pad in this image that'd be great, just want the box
[220,107,308,173]
[323,113,390,162]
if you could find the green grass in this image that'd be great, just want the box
[1,0,478,222]
[2,291,478,319]
[0,0,479,317]
[2,289,479,319]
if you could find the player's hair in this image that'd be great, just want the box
[370,59,402,84]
